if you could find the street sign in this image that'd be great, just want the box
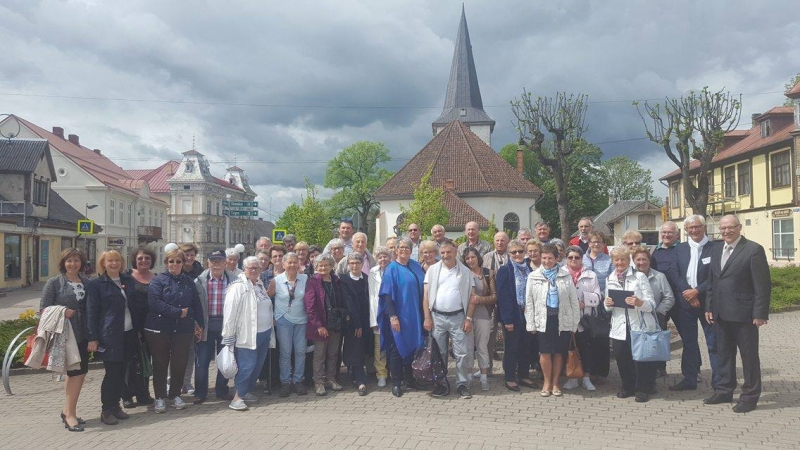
[107,238,125,246]
[77,220,94,234]
[273,228,287,244]
[223,201,258,208]
[223,210,258,217]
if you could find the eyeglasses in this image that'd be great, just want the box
[623,241,641,246]
[136,256,151,260]
[167,260,184,264]
[246,266,260,271]
[566,256,582,260]
[408,228,419,232]
[397,246,411,250]
[509,250,525,255]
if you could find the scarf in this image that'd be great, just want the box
[542,266,559,309]
[568,265,582,286]
[616,269,626,285]
[686,235,708,288]
[512,260,530,306]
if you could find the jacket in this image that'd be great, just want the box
[525,267,580,333]
[650,244,682,297]
[603,267,657,341]
[25,305,81,373]
[424,260,473,314]
[706,236,771,322]
[675,239,718,309]
[304,273,342,341]
[571,268,602,333]
[221,273,272,350]
[40,273,91,343]
[86,273,136,362]
[644,269,675,316]
[368,265,383,331]
[496,259,524,326]
[145,271,204,334]
[194,268,235,341]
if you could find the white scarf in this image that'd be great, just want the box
[686,235,709,288]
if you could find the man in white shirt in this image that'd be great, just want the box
[422,241,475,399]
[407,223,423,261]
[323,220,354,255]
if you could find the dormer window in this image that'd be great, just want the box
[229,177,237,185]
[459,108,467,117]
[761,119,771,138]
[185,161,194,172]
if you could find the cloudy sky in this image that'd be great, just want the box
[2,0,798,221]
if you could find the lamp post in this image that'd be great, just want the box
[84,204,98,265]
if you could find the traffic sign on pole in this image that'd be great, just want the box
[223,201,258,208]
[77,220,94,234]
[223,210,258,217]
[273,228,287,244]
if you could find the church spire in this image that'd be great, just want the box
[432,6,495,145]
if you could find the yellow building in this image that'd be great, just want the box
[661,81,800,265]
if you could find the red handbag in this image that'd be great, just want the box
[23,328,49,367]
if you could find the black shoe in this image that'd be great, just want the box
[432,385,449,397]
[293,383,308,395]
[358,385,368,396]
[634,392,650,403]
[136,396,155,406]
[279,384,291,398]
[392,385,403,397]
[703,393,734,405]
[100,410,118,425]
[112,407,129,420]
[519,379,539,389]
[60,412,86,425]
[617,390,634,399]
[122,399,137,409]
[457,385,472,399]
[192,397,205,405]
[732,402,757,413]
[504,381,520,392]
[216,392,234,401]
[64,421,85,432]
[668,381,698,391]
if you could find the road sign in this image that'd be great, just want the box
[223,210,258,217]
[77,220,94,234]
[223,201,258,208]
[272,228,287,244]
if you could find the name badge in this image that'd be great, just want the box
[701,257,711,265]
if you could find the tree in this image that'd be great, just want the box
[275,203,301,231]
[323,141,393,235]
[512,91,589,241]
[600,156,655,202]
[275,180,336,247]
[635,87,741,217]
[784,73,800,107]
[399,166,450,236]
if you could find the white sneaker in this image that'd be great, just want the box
[171,396,187,410]
[377,378,387,388]
[480,378,489,391]
[562,379,579,390]
[582,378,597,391]
[154,398,167,414]
[229,399,248,411]
[241,393,258,403]
[473,370,481,378]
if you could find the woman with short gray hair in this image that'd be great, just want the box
[304,253,344,396]
[341,252,372,395]
[328,239,346,265]
[225,248,243,277]
[369,247,392,387]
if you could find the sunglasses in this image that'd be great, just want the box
[509,250,525,255]
[623,241,641,246]
[566,256,582,260]
[167,259,184,264]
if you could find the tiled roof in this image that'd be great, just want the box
[375,120,542,198]
[213,176,242,191]
[661,108,795,180]
[442,189,489,228]
[128,161,179,194]
[0,139,56,178]
[592,200,644,233]
[786,80,800,99]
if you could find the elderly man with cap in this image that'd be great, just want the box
[193,249,236,404]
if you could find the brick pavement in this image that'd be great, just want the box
[1,310,799,449]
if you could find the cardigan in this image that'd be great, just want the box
[40,273,91,343]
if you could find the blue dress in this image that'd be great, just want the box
[377,260,425,361]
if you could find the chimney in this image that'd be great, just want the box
[751,113,761,125]
[93,149,101,155]
[68,134,80,146]
[52,127,64,138]
[444,179,455,191]
[516,147,524,174]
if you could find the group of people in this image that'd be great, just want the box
[39,213,771,431]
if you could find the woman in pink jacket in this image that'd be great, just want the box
[563,246,603,392]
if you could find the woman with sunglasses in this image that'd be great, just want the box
[267,252,309,397]
[145,248,204,414]
[121,246,157,409]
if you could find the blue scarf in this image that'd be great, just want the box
[512,261,531,306]
[542,266,559,309]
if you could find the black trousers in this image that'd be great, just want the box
[101,360,126,412]
[575,331,610,376]
[502,325,534,382]
[146,331,193,400]
[122,330,150,401]
[612,328,657,394]
[715,318,761,404]
[385,331,413,387]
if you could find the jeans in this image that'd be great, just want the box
[234,329,271,398]
[473,307,492,370]
[432,311,474,388]
[194,326,230,399]
[276,316,307,384]
[672,306,719,388]
[502,323,534,382]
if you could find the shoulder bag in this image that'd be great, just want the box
[626,308,671,362]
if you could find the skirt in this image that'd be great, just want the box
[537,314,571,355]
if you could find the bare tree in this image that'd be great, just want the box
[635,87,741,217]
[512,90,588,241]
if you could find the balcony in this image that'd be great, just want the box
[137,226,162,244]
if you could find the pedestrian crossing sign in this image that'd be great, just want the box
[77,220,94,234]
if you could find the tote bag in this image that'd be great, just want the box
[626,309,671,362]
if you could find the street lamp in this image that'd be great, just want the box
[84,204,98,266]
[85,203,98,218]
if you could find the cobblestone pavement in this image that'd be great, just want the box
[2,310,799,449]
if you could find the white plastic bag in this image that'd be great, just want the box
[216,345,238,379]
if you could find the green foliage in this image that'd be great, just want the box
[600,156,655,202]
[276,180,336,247]
[275,203,301,231]
[0,317,37,368]
[452,217,498,245]
[399,166,450,235]
[769,265,800,312]
[783,74,800,107]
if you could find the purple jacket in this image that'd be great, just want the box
[304,273,341,341]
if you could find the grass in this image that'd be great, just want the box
[0,316,38,368]
[770,265,800,312]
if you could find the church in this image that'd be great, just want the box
[373,8,543,240]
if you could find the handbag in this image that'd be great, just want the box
[626,309,671,362]
[579,307,610,338]
[23,330,48,367]
[411,336,449,392]
[216,345,238,379]
[565,333,584,379]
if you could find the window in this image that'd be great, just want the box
[724,166,736,198]
[110,199,116,224]
[182,198,192,214]
[4,235,21,279]
[183,185,190,190]
[772,218,794,259]
[206,225,212,242]
[128,203,133,226]
[638,214,656,230]
[761,120,771,138]
[185,161,194,173]
[33,180,48,205]
[708,171,714,194]
[671,183,681,207]
[206,200,212,215]
[216,202,220,216]
[216,227,220,243]
[503,212,520,234]
[771,151,791,188]
[738,162,751,196]
[119,201,124,226]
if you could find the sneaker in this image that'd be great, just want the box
[325,381,344,391]
[279,384,291,397]
[182,384,195,395]
[171,396,187,410]
[582,378,597,391]
[315,383,327,396]
[473,370,481,378]
[228,399,248,411]
[457,385,472,399]
[562,379,579,390]
[377,377,387,388]
[293,383,308,395]
[480,378,489,392]
[432,385,449,397]
[154,398,167,413]
[241,393,258,403]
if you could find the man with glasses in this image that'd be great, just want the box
[457,221,492,263]
[650,221,684,378]
[323,220,355,255]
[406,223,423,260]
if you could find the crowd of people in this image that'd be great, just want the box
[38,213,771,431]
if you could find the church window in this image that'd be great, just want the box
[503,213,520,234]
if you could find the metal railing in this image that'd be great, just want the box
[2,326,33,395]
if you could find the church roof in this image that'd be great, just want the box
[374,120,542,199]
[432,7,495,130]
[442,189,489,229]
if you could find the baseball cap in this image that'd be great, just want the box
[207,249,226,260]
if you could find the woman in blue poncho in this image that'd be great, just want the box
[378,237,425,397]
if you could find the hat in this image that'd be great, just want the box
[207,249,226,260]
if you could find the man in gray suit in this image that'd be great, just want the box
[703,214,771,413]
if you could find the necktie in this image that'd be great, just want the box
[721,245,732,270]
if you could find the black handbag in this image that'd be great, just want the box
[580,307,610,337]
[411,336,449,392]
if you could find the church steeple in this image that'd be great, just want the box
[432,6,495,146]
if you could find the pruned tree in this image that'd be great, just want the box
[512,91,589,241]
[635,87,741,217]
[399,166,449,236]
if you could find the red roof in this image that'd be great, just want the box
[786,80,800,99]
[128,161,179,194]
[661,108,796,180]
[443,189,490,228]
[213,176,242,191]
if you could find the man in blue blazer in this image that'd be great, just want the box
[704,215,770,413]
[670,215,720,391]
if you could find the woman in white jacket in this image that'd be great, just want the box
[603,247,657,403]
[221,256,273,411]
[368,247,392,388]
[525,244,580,397]
[563,246,603,392]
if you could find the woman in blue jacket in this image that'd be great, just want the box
[86,250,137,425]
[144,248,204,414]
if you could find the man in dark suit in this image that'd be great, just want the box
[704,214,770,413]
[670,215,719,391]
